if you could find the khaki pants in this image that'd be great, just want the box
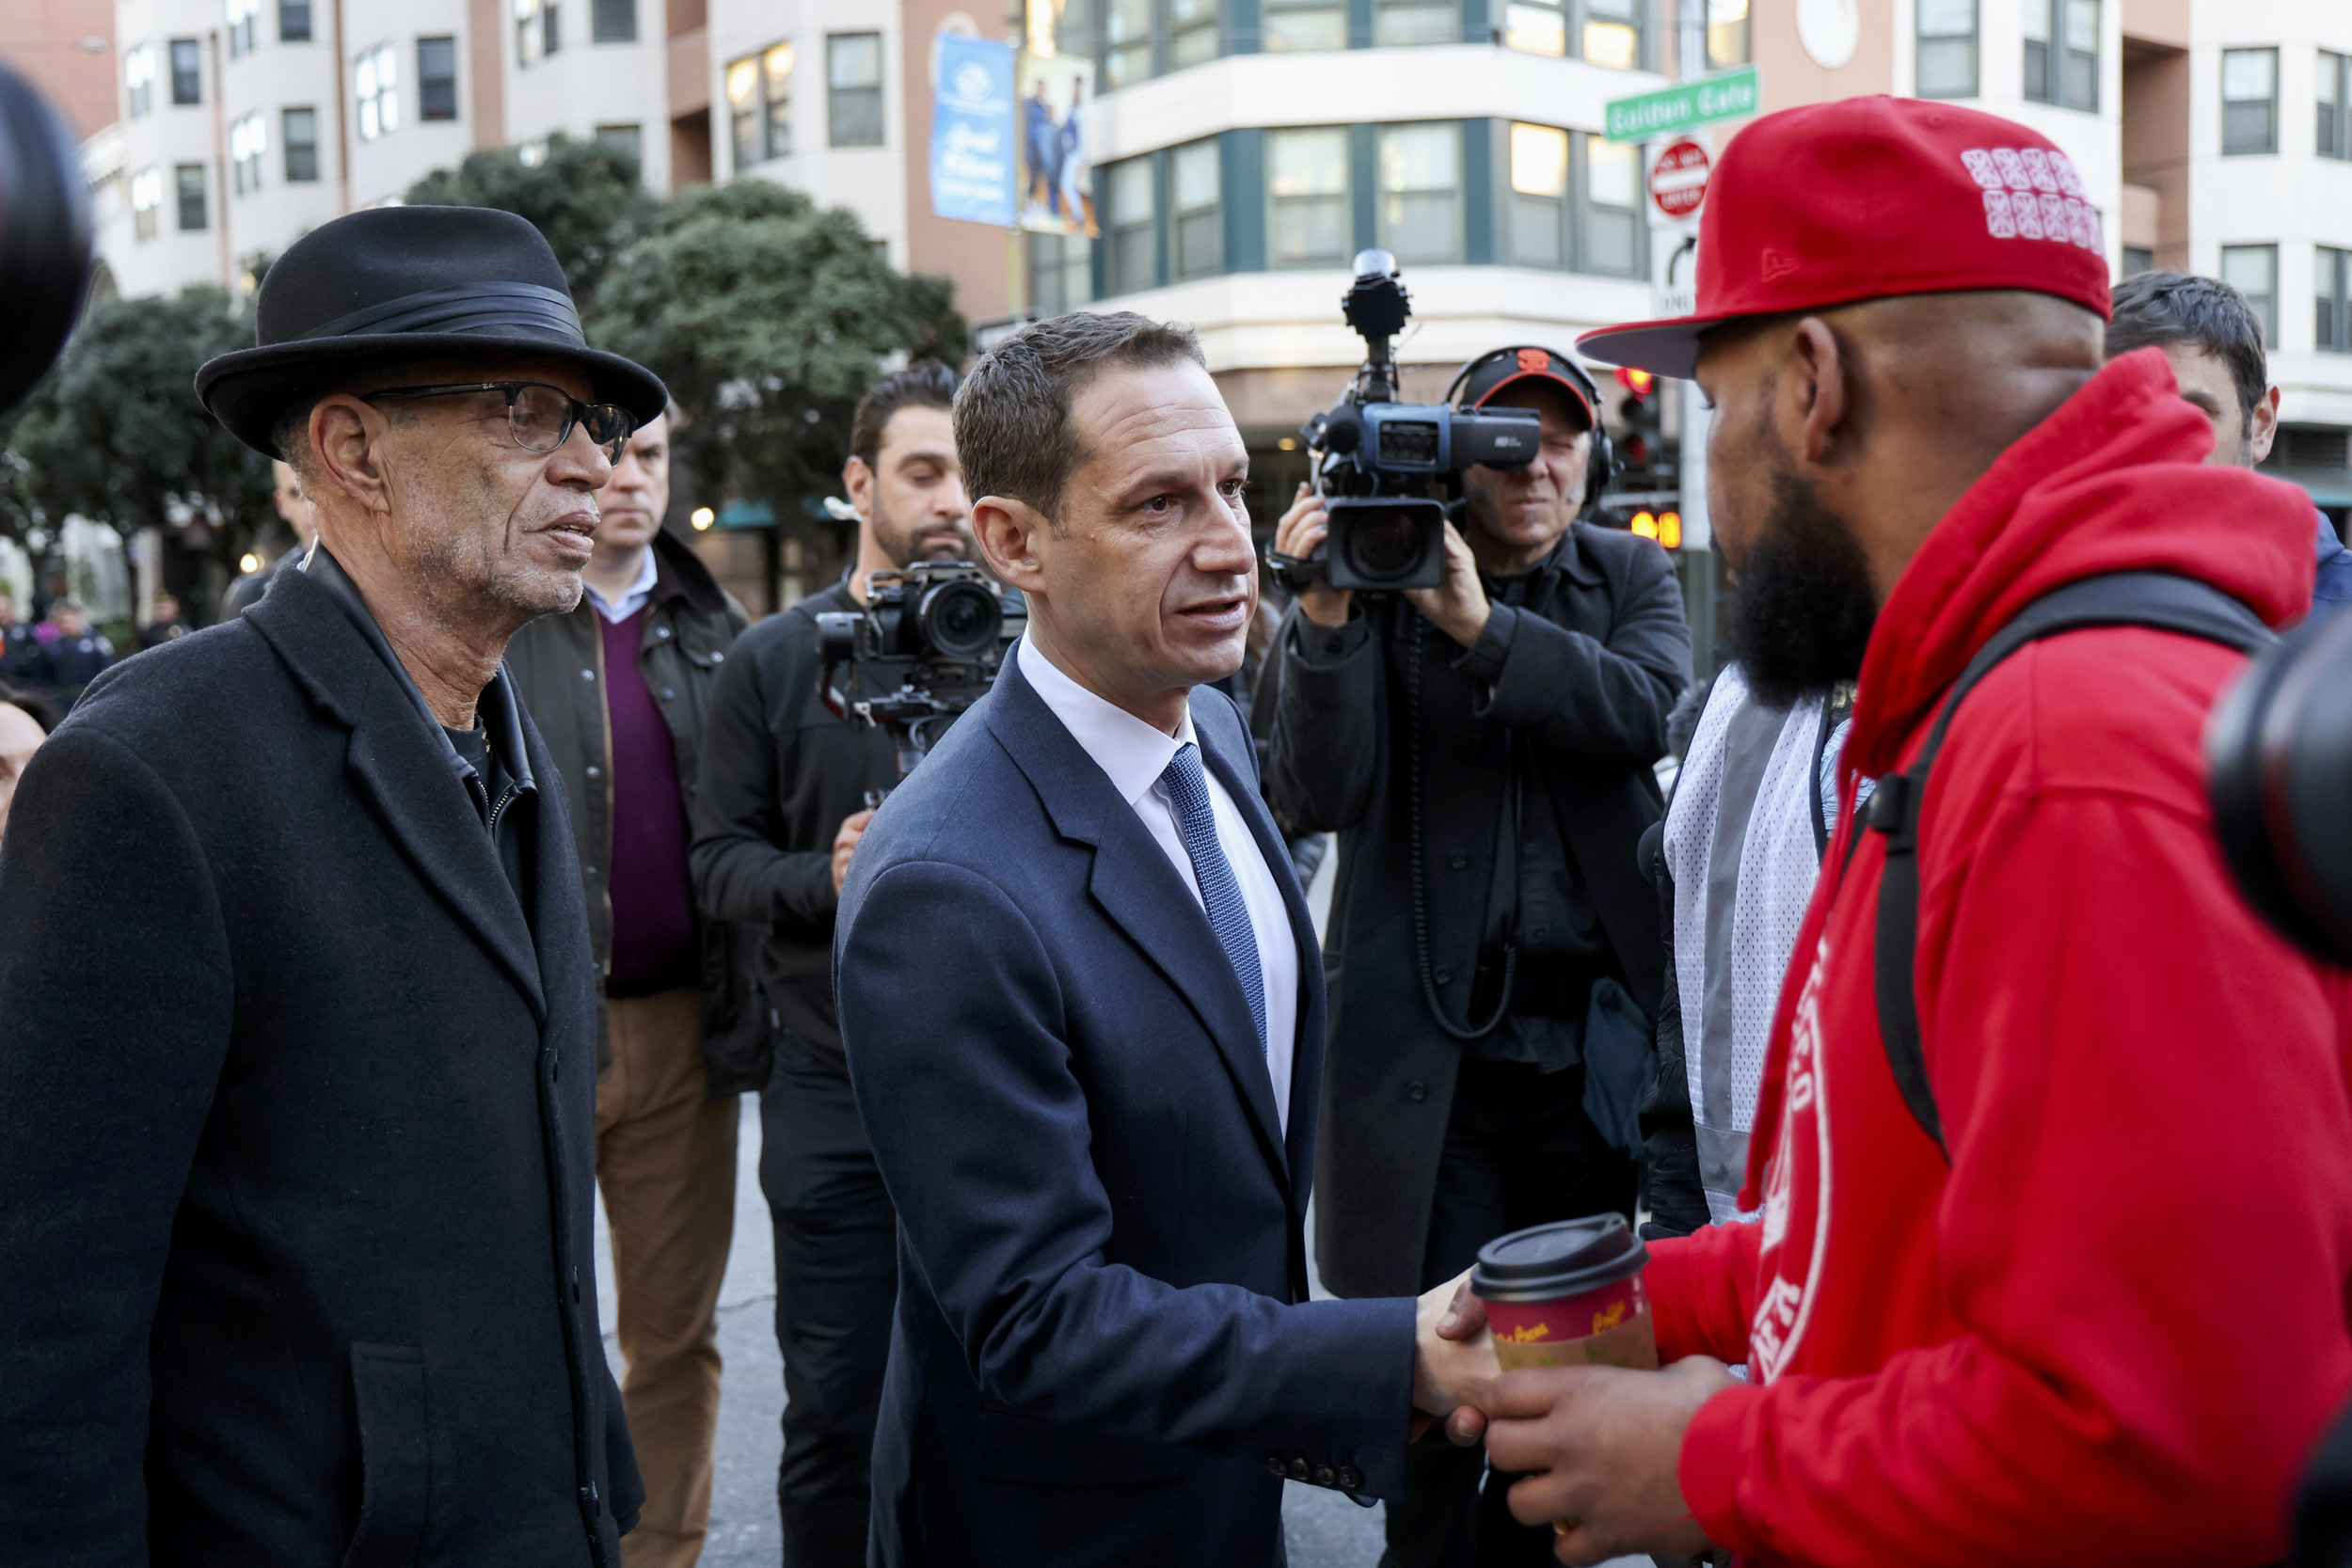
[597,989,739,1568]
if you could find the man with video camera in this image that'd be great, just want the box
[1266,345,1689,1564]
[688,361,969,1565]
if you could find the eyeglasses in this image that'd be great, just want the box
[359,381,637,463]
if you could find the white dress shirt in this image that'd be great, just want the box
[582,546,660,624]
[1015,636,1299,1133]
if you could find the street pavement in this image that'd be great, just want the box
[593,846,1647,1566]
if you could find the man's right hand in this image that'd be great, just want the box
[831,808,875,895]
[1273,483,1353,629]
[1411,1267,1500,1444]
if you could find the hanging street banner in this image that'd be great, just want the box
[930,34,1017,228]
[1017,50,1097,237]
[1604,65,1758,143]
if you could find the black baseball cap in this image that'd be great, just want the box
[1455,346,1597,430]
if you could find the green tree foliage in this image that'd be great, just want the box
[585,180,967,534]
[405,134,656,299]
[5,287,271,577]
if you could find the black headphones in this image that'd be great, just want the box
[1443,346,1614,516]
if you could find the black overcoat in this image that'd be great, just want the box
[1264,521,1691,1300]
[0,567,641,1565]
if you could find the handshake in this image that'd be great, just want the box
[1406,1269,1740,1566]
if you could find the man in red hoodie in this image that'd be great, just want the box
[1454,96,2352,1566]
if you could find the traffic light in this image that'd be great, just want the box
[1614,365,1661,471]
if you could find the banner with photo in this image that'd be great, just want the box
[1016,52,1096,238]
[930,33,1017,228]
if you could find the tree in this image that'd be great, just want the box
[405,134,656,300]
[4,286,273,612]
[585,180,966,536]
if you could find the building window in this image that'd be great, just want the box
[545,1,563,55]
[170,39,202,105]
[2024,0,2096,111]
[1104,156,1157,293]
[283,106,319,182]
[1508,121,1569,268]
[726,44,792,168]
[1506,0,1639,67]
[1707,0,1749,66]
[1104,0,1152,87]
[2122,245,2153,275]
[1263,0,1345,51]
[827,34,883,148]
[230,112,265,195]
[1375,0,1456,48]
[1171,139,1222,280]
[2321,246,2350,354]
[1584,133,1641,276]
[2219,244,2276,347]
[124,44,154,118]
[1168,0,1220,69]
[1028,232,1093,317]
[131,166,162,240]
[356,42,398,140]
[2319,50,2347,160]
[227,0,260,57]
[279,0,312,42]
[1377,122,1461,264]
[1915,0,1977,98]
[593,0,637,43]
[2221,48,2277,155]
[596,122,642,166]
[419,37,457,120]
[175,163,208,230]
[1267,126,1350,268]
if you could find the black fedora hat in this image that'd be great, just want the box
[197,204,666,458]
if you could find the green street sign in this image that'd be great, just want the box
[1604,66,1759,143]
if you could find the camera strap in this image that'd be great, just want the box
[1863,571,2273,1159]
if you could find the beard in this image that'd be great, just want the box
[1726,467,1879,710]
[870,492,975,569]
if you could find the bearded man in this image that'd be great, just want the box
[0,206,663,1563]
[1453,96,2352,1567]
[689,361,975,1565]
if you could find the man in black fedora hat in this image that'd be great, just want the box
[0,204,665,1566]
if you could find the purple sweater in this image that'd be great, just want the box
[600,609,698,995]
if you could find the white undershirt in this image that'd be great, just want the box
[1015,636,1298,1133]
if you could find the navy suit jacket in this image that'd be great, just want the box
[835,651,1415,1567]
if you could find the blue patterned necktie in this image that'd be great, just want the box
[1158,742,1267,1058]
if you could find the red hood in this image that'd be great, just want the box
[1844,347,2316,779]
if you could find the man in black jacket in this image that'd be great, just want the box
[0,205,660,1566]
[690,362,967,1564]
[1265,346,1690,1567]
[506,405,758,1568]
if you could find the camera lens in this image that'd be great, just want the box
[919,580,1003,661]
[1344,505,1426,585]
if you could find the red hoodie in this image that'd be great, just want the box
[1646,349,2352,1566]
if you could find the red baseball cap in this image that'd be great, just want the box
[1578,95,2112,379]
[1456,345,1597,430]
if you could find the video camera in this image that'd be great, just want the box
[817,561,1025,795]
[1266,250,1540,594]
[0,63,94,415]
[2208,607,2352,967]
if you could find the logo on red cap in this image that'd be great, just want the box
[1959,146,2104,253]
[1516,348,1549,374]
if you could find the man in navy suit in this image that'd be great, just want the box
[834,312,1499,1566]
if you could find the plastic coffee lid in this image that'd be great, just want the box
[1470,1213,1647,1304]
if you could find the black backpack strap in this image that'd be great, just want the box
[1867,572,2274,1158]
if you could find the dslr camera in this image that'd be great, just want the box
[1266,250,1540,593]
[817,562,1025,790]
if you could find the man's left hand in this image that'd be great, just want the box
[1481,1356,1739,1566]
[1402,521,1490,650]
